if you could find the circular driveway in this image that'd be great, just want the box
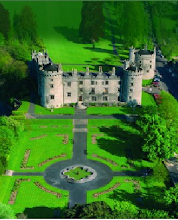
[44,158,114,191]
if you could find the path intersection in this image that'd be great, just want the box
[13,106,142,208]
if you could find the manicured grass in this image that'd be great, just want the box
[87,176,167,211]
[141,91,156,106]
[87,119,152,171]
[142,79,153,87]
[87,106,134,115]
[16,101,30,114]
[7,119,73,172]
[1,176,68,216]
[35,104,75,115]
[64,167,92,180]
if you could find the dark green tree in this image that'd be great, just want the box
[0,3,11,39]
[79,2,105,43]
[138,208,170,219]
[13,6,37,43]
[137,114,177,161]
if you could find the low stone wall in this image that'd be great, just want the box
[8,179,31,204]
[34,182,61,198]
[93,182,121,198]
[92,154,118,166]
[38,154,67,167]
[20,149,34,170]
[60,165,97,184]
[30,134,47,140]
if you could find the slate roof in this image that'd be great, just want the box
[137,49,154,55]
[43,63,58,71]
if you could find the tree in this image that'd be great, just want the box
[138,209,170,219]
[79,2,105,43]
[114,201,139,218]
[164,185,178,205]
[0,203,15,219]
[137,114,177,161]
[0,3,11,39]
[13,6,37,44]
[64,201,116,218]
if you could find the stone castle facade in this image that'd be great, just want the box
[31,46,156,108]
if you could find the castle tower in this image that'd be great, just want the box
[122,66,143,105]
[135,48,156,80]
[39,63,64,108]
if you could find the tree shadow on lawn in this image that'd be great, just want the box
[97,125,144,160]
[83,47,114,55]
[53,26,81,44]
[23,206,66,219]
[108,185,165,210]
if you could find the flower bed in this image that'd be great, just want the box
[92,154,119,166]
[38,154,67,167]
[20,149,34,170]
[34,182,61,198]
[8,179,31,204]
[93,182,121,198]
[30,134,47,140]
[56,134,69,144]
[91,134,104,144]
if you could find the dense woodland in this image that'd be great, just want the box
[0,1,178,219]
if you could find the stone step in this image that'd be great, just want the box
[73,128,88,132]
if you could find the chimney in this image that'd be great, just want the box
[99,66,103,75]
[86,67,89,75]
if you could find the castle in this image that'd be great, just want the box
[31,46,156,108]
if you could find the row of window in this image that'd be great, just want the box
[49,95,120,101]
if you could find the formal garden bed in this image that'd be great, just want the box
[20,150,34,170]
[38,154,67,167]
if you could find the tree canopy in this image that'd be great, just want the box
[0,3,10,39]
[0,203,15,219]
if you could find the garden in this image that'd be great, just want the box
[0,119,73,216]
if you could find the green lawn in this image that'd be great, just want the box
[2,2,124,72]
[87,107,134,115]
[35,104,75,115]
[7,119,73,172]
[64,167,92,180]
[0,176,68,217]
[87,176,167,211]
[141,91,156,106]
[142,79,153,87]
[87,119,152,171]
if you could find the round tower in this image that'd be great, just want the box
[122,66,143,105]
[39,63,63,108]
[135,49,156,80]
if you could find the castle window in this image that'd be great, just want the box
[50,84,54,88]
[104,88,108,94]
[79,88,83,92]
[50,79,53,81]
[91,88,95,94]
[150,65,152,68]
[150,60,152,63]
[92,96,97,101]
[118,96,120,101]
[91,81,95,85]
[130,83,133,86]
[140,61,142,63]
[67,82,71,87]
[67,92,71,97]
[118,88,120,92]
[50,95,54,99]
[131,77,134,80]
[147,70,149,72]
[79,81,83,85]
[130,89,133,92]
[103,96,108,101]
[129,96,132,99]
[105,81,109,85]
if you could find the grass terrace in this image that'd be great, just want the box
[0,176,68,217]
[87,119,153,171]
[7,119,73,172]
[35,104,75,115]
[142,79,153,87]
[87,106,134,115]
[87,175,167,211]
[64,167,92,180]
